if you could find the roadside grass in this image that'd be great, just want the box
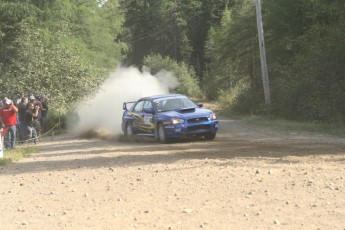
[0,147,39,166]
[239,115,345,137]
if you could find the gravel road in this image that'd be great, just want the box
[1,118,345,230]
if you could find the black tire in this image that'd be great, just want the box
[158,123,168,143]
[204,132,216,140]
[124,122,135,141]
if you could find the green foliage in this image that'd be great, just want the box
[204,0,345,123]
[0,0,125,109]
[0,147,38,166]
[0,1,38,22]
[204,1,261,101]
[0,23,101,108]
[44,108,67,134]
[143,54,201,97]
[266,0,345,122]
[2,0,345,125]
[218,79,265,115]
[121,0,229,79]
[121,0,192,66]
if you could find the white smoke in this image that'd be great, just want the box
[69,65,179,135]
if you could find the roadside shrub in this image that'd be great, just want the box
[143,54,202,97]
[44,108,67,134]
[218,80,265,115]
[203,73,231,100]
[0,147,38,166]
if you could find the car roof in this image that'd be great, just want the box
[139,94,186,101]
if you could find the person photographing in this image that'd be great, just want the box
[24,102,39,144]
[0,99,19,149]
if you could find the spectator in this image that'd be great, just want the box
[16,92,25,105]
[17,97,28,141]
[39,93,49,133]
[24,102,38,144]
[29,95,43,139]
[0,99,18,149]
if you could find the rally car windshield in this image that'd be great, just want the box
[154,97,197,112]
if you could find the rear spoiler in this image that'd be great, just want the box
[123,101,136,111]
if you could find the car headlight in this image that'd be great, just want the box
[171,118,184,124]
[210,113,217,120]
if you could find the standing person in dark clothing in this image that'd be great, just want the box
[24,103,38,143]
[39,93,49,133]
[28,95,42,139]
[17,97,28,141]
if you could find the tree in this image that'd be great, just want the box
[204,1,260,102]
[120,0,229,80]
[0,0,125,108]
[144,54,201,97]
[120,0,191,67]
[264,0,345,121]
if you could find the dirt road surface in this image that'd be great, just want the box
[1,117,345,230]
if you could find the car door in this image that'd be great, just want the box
[131,100,145,133]
[131,100,154,135]
[140,100,155,135]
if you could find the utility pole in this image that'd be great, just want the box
[173,0,178,60]
[255,0,271,106]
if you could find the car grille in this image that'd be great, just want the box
[187,124,210,132]
[187,117,208,124]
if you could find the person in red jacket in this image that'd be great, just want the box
[0,99,18,149]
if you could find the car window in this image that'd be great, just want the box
[154,97,197,112]
[133,101,144,112]
[143,100,152,110]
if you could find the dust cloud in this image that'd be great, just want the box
[69,66,179,136]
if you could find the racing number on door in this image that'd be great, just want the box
[143,116,151,125]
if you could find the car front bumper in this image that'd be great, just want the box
[163,120,219,138]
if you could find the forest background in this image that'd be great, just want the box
[1,0,345,126]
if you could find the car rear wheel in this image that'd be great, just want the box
[125,123,134,141]
[158,124,168,143]
[204,133,216,140]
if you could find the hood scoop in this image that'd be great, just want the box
[177,107,196,113]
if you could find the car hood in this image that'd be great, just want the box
[159,108,213,119]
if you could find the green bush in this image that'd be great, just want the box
[44,108,67,134]
[143,54,202,97]
[218,79,265,115]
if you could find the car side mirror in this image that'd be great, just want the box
[197,103,203,108]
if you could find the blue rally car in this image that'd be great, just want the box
[121,94,219,143]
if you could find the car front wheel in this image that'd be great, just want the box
[158,124,168,143]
